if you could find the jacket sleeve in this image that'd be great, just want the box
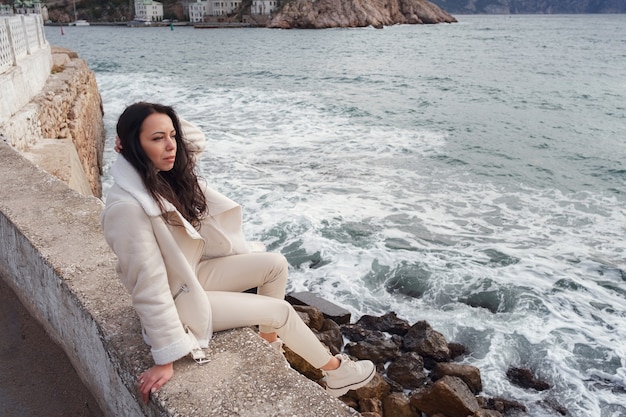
[101,200,194,365]
[180,117,206,156]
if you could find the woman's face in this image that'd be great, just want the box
[139,112,177,172]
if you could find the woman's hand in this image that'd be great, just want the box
[137,362,174,404]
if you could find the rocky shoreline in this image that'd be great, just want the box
[267,0,457,29]
[285,292,566,417]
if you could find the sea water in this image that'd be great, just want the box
[46,14,626,417]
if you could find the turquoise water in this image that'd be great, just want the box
[47,15,626,416]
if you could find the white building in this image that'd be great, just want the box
[207,0,241,16]
[134,0,164,22]
[0,4,13,15]
[7,1,48,19]
[251,0,276,15]
[188,0,208,22]
[188,0,276,20]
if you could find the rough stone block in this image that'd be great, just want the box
[287,291,351,324]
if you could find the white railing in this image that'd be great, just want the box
[0,14,47,75]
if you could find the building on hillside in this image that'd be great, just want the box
[189,0,208,22]
[251,0,276,15]
[0,4,13,15]
[188,0,275,20]
[207,0,241,15]
[134,0,164,22]
[8,1,47,19]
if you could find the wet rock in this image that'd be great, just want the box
[356,312,411,335]
[351,372,390,401]
[284,345,323,381]
[540,398,568,415]
[293,304,325,330]
[345,336,402,364]
[432,362,483,394]
[341,323,384,342]
[383,392,418,417]
[473,410,503,417]
[282,292,531,416]
[382,375,405,393]
[479,396,528,414]
[386,352,427,389]
[317,318,344,355]
[410,375,480,417]
[359,397,383,414]
[506,367,551,391]
[448,342,467,359]
[403,321,451,366]
[287,291,352,324]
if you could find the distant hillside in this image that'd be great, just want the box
[427,0,625,14]
[2,0,622,22]
[37,0,185,23]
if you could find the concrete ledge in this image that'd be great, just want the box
[0,141,358,417]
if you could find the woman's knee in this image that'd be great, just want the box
[274,299,295,329]
[265,252,288,270]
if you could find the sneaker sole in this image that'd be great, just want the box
[325,365,376,397]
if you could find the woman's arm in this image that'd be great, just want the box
[101,199,193,401]
[179,117,206,156]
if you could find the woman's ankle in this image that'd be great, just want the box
[320,355,341,371]
[259,331,278,343]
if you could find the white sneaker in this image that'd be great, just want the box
[322,354,376,397]
[270,339,285,354]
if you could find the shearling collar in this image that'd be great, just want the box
[110,155,176,217]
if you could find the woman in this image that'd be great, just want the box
[101,102,375,404]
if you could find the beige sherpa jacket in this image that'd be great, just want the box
[100,120,250,365]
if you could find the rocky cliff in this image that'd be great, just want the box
[35,47,106,198]
[267,0,457,29]
[428,0,625,14]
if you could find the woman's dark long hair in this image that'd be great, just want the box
[116,102,207,228]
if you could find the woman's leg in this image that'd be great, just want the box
[197,252,288,299]
[197,253,289,336]
[206,291,332,369]
[207,290,377,397]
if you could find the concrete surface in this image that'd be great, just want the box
[0,277,104,417]
[0,140,360,417]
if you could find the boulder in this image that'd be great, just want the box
[410,375,480,417]
[287,291,352,324]
[403,321,451,366]
[386,352,427,389]
[341,323,384,342]
[345,336,402,364]
[357,312,411,335]
[318,319,344,355]
[293,304,325,330]
[432,362,483,394]
[506,367,551,391]
[383,392,419,417]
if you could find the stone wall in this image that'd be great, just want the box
[0,46,105,198]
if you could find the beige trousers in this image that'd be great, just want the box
[196,252,332,369]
